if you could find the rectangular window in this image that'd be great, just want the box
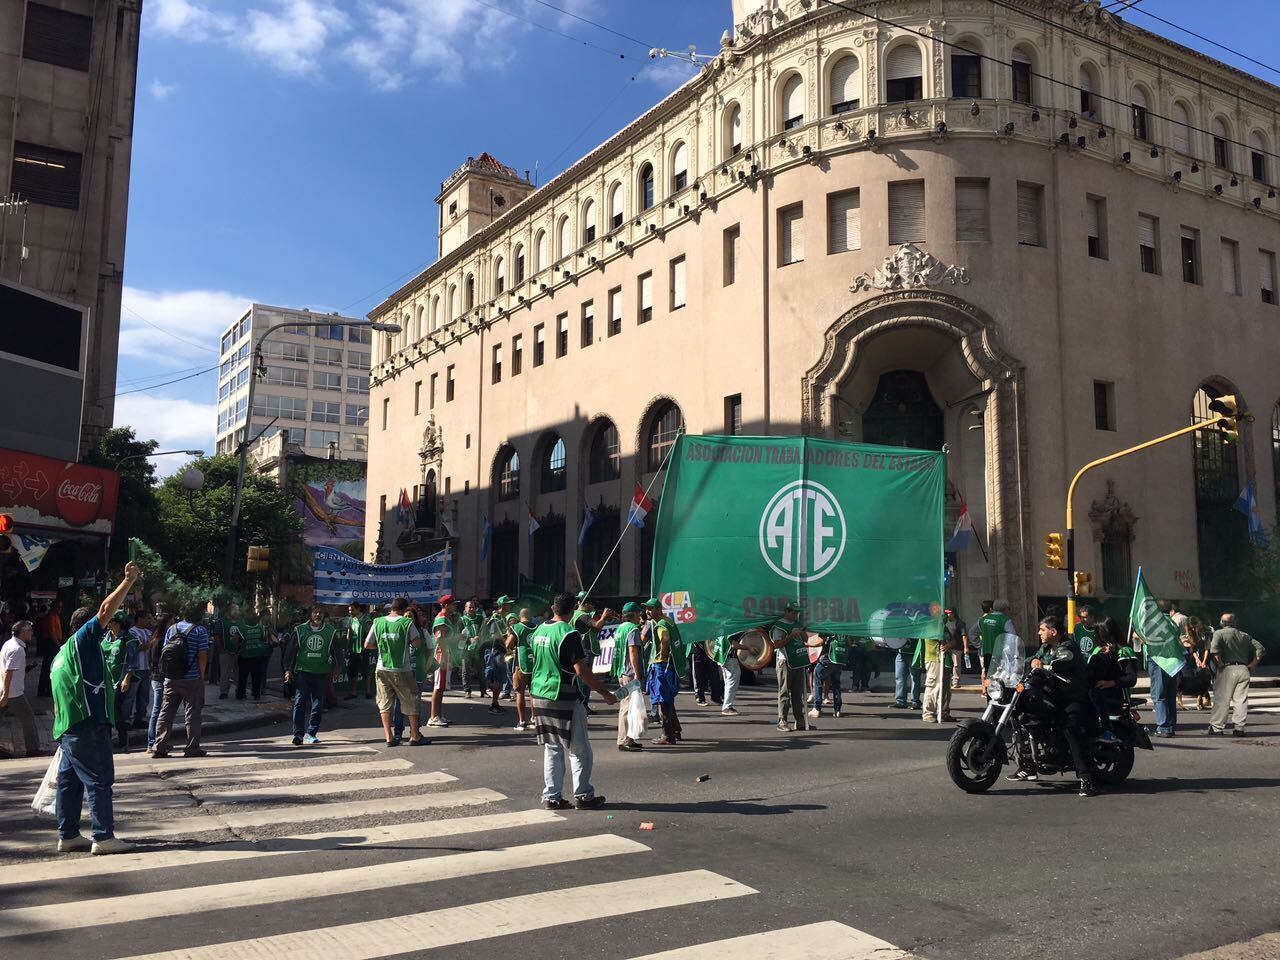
[828,189,863,252]
[608,286,623,335]
[1016,182,1044,247]
[556,314,569,357]
[1138,214,1159,274]
[723,225,741,285]
[309,430,340,451]
[954,180,988,242]
[886,76,922,103]
[414,381,422,416]
[348,434,368,453]
[311,400,341,424]
[670,256,687,310]
[1086,195,1107,259]
[1252,150,1268,183]
[1093,381,1115,431]
[313,371,342,391]
[262,341,309,362]
[314,345,343,366]
[725,394,743,436]
[1131,104,1149,141]
[1221,238,1241,296]
[430,372,438,408]
[492,343,502,383]
[382,398,390,430]
[1181,227,1200,284]
[1260,249,1276,304]
[1011,58,1032,104]
[345,404,368,426]
[263,366,307,387]
[11,141,82,210]
[888,181,925,244]
[638,273,653,324]
[950,54,981,99]
[22,2,93,72]
[515,251,525,284]
[348,326,372,344]
[511,334,523,375]
[252,395,307,420]
[778,204,804,266]
[346,374,369,392]
[221,331,233,355]
[314,324,345,341]
[1213,136,1228,169]
[581,301,594,347]
[446,364,456,401]
[347,350,370,368]
[534,324,546,365]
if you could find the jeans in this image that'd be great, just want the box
[721,658,741,710]
[292,671,328,738]
[812,660,842,712]
[147,677,166,748]
[542,700,595,801]
[895,650,922,705]
[118,670,151,730]
[238,656,268,699]
[152,678,205,755]
[1149,663,1178,734]
[56,721,115,841]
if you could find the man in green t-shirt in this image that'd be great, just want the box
[428,595,463,727]
[341,602,373,700]
[1074,605,1098,662]
[612,602,647,751]
[508,605,535,731]
[284,607,342,746]
[770,601,813,732]
[231,611,272,700]
[976,599,1013,681]
[477,597,512,715]
[363,596,426,747]
[459,599,483,698]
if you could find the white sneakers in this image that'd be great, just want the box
[56,835,91,853]
[807,708,821,719]
[57,835,136,855]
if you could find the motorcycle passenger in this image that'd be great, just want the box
[1087,617,1138,741]
[1028,615,1098,797]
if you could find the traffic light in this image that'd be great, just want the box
[0,513,12,535]
[1073,571,1093,596]
[1044,532,1065,569]
[246,545,270,573]
[1208,394,1242,442]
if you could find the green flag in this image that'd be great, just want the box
[650,435,945,647]
[1128,566,1186,676]
[515,575,554,619]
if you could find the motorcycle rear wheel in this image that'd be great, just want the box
[946,727,1003,793]
[1091,744,1135,786]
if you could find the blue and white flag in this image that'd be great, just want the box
[528,511,541,538]
[578,499,596,547]
[313,546,451,605]
[1233,481,1269,547]
[946,501,974,552]
[7,532,56,572]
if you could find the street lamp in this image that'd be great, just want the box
[114,449,204,470]
[222,318,400,585]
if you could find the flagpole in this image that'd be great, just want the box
[581,427,684,603]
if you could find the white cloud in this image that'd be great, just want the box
[242,0,349,77]
[114,394,217,475]
[120,286,252,367]
[148,0,233,39]
[639,56,700,91]
[150,78,179,101]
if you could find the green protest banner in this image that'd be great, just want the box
[515,575,554,618]
[1128,566,1186,676]
[650,435,945,646]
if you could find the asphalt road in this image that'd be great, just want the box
[2,675,1278,960]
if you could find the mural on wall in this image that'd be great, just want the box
[286,460,369,577]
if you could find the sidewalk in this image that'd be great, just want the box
[953,664,1280,695]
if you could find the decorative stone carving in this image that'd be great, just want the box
[851,243,971,293]
[419,415,443,471]
[1088,480,1138,540]
[1070,0,1122,33]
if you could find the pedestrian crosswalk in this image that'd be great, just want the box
[1246,690,1280,715]
[0,739,919,960]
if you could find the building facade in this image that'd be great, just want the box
[215,304,372,462]
[0,0,141,453]
[365,0,1280,628]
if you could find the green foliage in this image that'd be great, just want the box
[83,427,160,569]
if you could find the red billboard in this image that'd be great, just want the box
[0,447,119,535]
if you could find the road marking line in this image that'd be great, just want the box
[193,771,455,803]
[0,834,646,938]
[114,870,755,960]
[0,809,566,888]
[170,758,414,788]
[623,921,916,959]
[0,746,378,778]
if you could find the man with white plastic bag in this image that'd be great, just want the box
[612,602,647,752]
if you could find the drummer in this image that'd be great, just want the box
[770,601,814,732]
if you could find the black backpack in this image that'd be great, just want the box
[158,625,195,681]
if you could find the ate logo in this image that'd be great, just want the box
[759,480,846,583]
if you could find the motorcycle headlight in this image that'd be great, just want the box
[987,680,1003,702]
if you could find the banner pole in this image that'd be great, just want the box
[581,427,684,603]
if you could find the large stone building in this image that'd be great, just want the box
[365,0,1280,628]
[0,0,141,453]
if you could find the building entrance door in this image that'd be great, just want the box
[860,370,944,451]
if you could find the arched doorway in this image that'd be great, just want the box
[860,370,944,450]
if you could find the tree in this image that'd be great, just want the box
[83,426,160,569]
[154,454,302,592]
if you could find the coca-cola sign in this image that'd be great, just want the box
[0,447,118,534]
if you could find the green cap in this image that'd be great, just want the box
[495,595,515,605]
[783,600,801,613]
[622,601,643,614]
[644,597,661,608]
[576,591,589,601]
[110,610,129,622]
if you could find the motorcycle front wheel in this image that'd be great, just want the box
[1091,744,1135,786]
[946,727,1003,793]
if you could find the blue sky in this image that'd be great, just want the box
[116,0,1280,469]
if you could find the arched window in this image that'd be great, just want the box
[1078,62,1100,119]
[514,243,526,284]
[671,141,688,191]
[400,312,410,350]
[780,73,804,130]
[608,182,624,230]
[540,434,566,492]
[1212,117,1232,169]
[430,295,440,331]
[950,41,981,99]
[496,447,520,501]
[494,255,506,294]
[885,44,922,102]
[646,400,684,471]
[446,284,457,321]
[1011,46,1035,104]
[557,214,572,261]
[638,163,655,211]
[534,229,548,273]
[1172,100,1192,155]
[829,55,860,114]
[414,304,424,340]
[1130,86,1150,141]
[582,199,596,243]
[464,274,475,312]
[587,419,620,483]
[724,103,743,157]
[1191,384,1250,597]
[1249,131,1269,182]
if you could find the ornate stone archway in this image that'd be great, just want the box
[801,289,1034,627]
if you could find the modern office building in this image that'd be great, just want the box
[215,304,372,462]
[0,0,142,454]
[364,0,1280,626]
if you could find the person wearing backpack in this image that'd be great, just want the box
[283,607,342,746]
[150,603,211,759]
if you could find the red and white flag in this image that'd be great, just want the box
[627,484,654,528]
[528,511,541,538]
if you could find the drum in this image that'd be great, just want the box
[735,628,774,671]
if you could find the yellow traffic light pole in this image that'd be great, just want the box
[1062,403,1239,636]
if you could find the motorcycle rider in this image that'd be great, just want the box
[1027,615,1097,797]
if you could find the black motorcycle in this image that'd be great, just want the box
[945,670,1153,793]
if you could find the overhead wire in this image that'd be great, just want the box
[90,363,218,404]
[526,0,656,51]
[467,0,633,59]
[1116,5,1280,82]
[122,303,219,354]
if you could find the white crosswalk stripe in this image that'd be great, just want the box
[623,921,916,959]
[0,745,378,778]
[168,757,414,787]
[191,770,456,803]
